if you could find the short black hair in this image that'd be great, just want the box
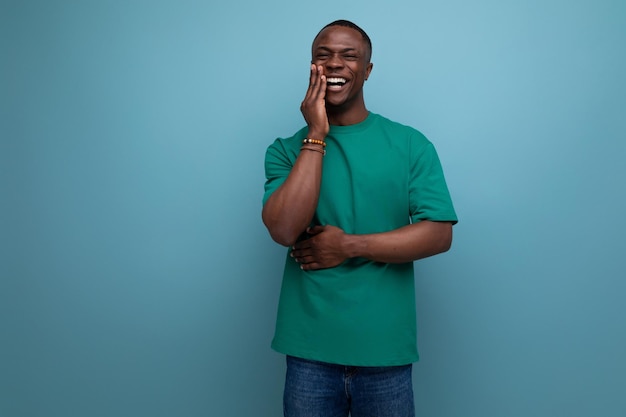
[315,20,372,61]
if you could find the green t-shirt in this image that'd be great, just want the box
[263,112,457,366]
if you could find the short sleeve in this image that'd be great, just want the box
[263,139,294,206]
[408,139,458,224]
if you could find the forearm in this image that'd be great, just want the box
[262,144,325,246]
[264,64,330,246]
[342,221,453,263]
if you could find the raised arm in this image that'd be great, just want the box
[262,65,329,246]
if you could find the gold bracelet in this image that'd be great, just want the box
[300,145,326,156]
[303,138,327,147]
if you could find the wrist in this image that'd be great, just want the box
[341,233,362,259]
[306,129,327,141]
[300,144,326,156]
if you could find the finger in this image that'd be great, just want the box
[300,65,315,110]
[312,66,326,101]
[292,240,312,251]
[306,225,325,235]
[290,247,311,261]
[300,261,322,271]
[303,65,322,103]
[317,66,327,100]
[291,253,314,264]
[309,64,322,95]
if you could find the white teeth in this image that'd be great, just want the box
[327,77,346,84]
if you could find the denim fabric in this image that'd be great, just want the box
[284,356,415,417]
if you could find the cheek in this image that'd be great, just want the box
[353,68,367,81]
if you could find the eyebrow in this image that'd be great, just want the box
[315,46,359,53]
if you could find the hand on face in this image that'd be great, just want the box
[300,64,329,140]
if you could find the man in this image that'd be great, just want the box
[262,20,457,417]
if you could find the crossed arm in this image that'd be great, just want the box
[263,197,452,270]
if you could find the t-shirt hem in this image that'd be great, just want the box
[271,341,419,367]
[414,213,459,225]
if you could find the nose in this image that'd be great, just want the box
[325,53,344,70]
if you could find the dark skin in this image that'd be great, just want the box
[262,25,452,270]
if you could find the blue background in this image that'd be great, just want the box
[2,0,625,416]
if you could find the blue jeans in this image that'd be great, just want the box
[284,356,415,417]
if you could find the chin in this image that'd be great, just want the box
[325,95,349,109]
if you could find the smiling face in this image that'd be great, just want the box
[312,25,373,118]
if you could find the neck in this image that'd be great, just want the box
[326,101,369,126]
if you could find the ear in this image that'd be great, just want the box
[365,62,374,81]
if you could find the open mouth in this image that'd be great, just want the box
[326,77,347,89]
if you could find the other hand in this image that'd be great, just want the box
[291,225,348,270]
